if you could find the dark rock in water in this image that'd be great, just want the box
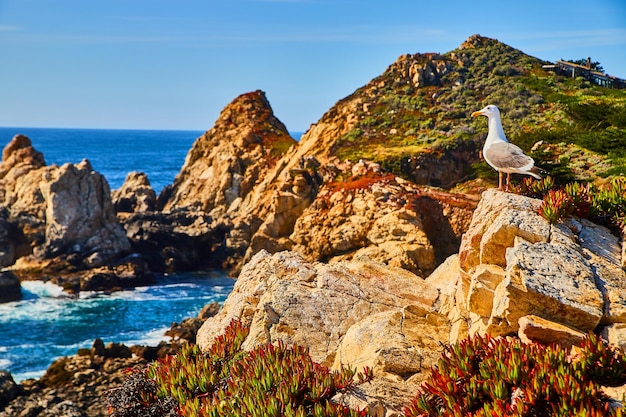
[0,371,20,411]
[122,209,227,272]
[0,271,21,303]
[165,317,204,344]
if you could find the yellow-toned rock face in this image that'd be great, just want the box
[437,188,626,346]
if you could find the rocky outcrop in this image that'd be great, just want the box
[197,250,451,413]
[386,52,450,89]
[0,135,149,292]
[195,189,626,413]
[112,172,156,213]
[0,271,21,303]
[122,209,228,272]
[288,163,477,275]
[38,160,131,267]
[431,189,626,346]
[0,371,19,410]
[159,90,297,214]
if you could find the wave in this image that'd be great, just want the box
[0,358,11,369]
[113,327,171,347]
[21,281,67,298]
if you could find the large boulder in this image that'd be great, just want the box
[196,250,449,414]
[36,160,131,268]
[436,189,626,345]
[0,371,19,411]
[112,172,156,214]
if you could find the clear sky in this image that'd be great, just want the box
[1,0,624,132]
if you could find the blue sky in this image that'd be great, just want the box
[1,0,625,132]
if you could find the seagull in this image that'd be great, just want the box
[471,104,545,191]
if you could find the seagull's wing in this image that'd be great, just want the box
[484,142,534,171]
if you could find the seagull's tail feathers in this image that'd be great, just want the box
[529,165,548,179]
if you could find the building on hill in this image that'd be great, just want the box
[542,58,626,89]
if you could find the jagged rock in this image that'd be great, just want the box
[444,189,626,344]
[0,136,47,252]
[0,136,148,290]
[160,90,296,214]
[122,209,221,272]
[0,134,45,181]
[37,160,131,266]
[387,53,450,89]
[112,172,156,213]
[165,318,204,344]
[0,211,26,267]
[0,271,21,303]
[198,301,220,319]
[289,170,476,277]
[243,168,321,264]
[197,250,447,414]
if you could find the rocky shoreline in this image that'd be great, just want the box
[1,35,626,416]
[0,302,220,417]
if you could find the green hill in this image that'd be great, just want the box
[329,34,626,189]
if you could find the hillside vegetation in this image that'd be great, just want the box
[331,35,626,189]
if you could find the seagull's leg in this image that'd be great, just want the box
[505,173,511,191]
[498,172,503,190]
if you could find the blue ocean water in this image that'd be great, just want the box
[0,127,204,193]
[0,128,304,193]
[0,273,234,382]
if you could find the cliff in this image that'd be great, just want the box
[196,189,626,414]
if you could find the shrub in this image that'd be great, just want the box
[105,320,373,417]
[513,176,626,228]
[403,333,625,417]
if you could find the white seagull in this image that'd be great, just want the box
[471,104,545,190]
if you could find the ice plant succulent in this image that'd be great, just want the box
[105,320,373,417]
[403,333,626,417]
[514,176,626,228]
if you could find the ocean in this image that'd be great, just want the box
[0,127,308,383]
[0,127,204,193]
[0,274,234,382]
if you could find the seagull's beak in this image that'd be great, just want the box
[471,110,483,117]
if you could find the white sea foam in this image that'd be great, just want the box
[13,369,46,383]
[0,358,11,369]
[0,296,68,323]
[21,281,67,298]
[119,327,171,347]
